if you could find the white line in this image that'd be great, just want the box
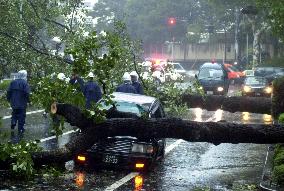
[40,129,78,143]
[165,139,184,154]
[105,172,139,191]
[104,139,184,191]
[2,109,45,119]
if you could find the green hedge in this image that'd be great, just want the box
[0,79,11,91]
[272,114,284,185]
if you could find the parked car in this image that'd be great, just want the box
[74,92,166,171]
[196,62,229,95]
[241,76,272,97]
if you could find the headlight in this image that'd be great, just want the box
[264,87,272,94]
[243,86,251,92]
[217,87,224,92]
[198,86,203,90]
[132,143,153,154]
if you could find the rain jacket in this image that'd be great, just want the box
[132,81,144,94]
[7,79,30,109]
[69,76,84,91]
[116,82,137,94]
[83,81,102,108]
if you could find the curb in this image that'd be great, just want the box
[259,145,281,191]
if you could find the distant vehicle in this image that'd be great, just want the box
[242,76,272,97]
[74,92,166,171]
[264,71,284,84]
[223,64,245,84]
[196,62,229,95]
[169,62,187,76]
[254,67,284,78]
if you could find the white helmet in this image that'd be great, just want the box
[122,72,131,81]
[152,71,161,78]
[57,73,66,80]
[18,70,27,80]
[87,72,94,78]
[130,71,138,77]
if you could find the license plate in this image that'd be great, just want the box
[207,91,213,95]
[256,93,261,96]
[102,155,118,164]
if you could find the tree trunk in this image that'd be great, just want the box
[181,94,271,114]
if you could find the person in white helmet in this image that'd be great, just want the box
[69,69,84,91]
[130,71,144,94]
[57,73,66,80]
[7,70,30,134]
[83,72,102,109]
[116,72,137,93]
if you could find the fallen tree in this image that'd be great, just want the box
[31,102,284,166]
[181,94,271,114]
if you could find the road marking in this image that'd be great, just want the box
[105,172,139,191]
[165,139,184,154]
[2,109,45,119]
[104,139,184,191]
[39,129,78,143]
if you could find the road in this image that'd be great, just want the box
[0,83,271,191]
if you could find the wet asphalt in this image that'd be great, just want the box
[0,83,271,191]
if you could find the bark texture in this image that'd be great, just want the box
[181,94,271,114]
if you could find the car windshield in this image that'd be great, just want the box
[173,64,184,70]
[199,68,224,79]
[245,77,267,86]
[100,101,148,116]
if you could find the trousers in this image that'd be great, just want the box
[11,108,26,131]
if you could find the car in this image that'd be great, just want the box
[241,76,272,97]
[254,67,284,78]
[74,92,166,171]
[196,62,229,95]
[264,71,284,84]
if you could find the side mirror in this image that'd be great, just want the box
[195,74,198,79]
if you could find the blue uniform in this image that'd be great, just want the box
[83,81,102,109]
[7,79,30,132]
[116,83,137,94]
[69,76,84,91]
[132,81,144,94]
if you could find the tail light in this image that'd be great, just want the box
[77,155,86,162]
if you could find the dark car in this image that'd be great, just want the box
[74,92,166,171]
[254,67,284,83]
[242,76,272,97]
[265,71,284,84]
[196,62,229,95]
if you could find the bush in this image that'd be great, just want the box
[273,164,284,185]
[279,113,284,124]
[274,151,284,166]
[0,79,11,91]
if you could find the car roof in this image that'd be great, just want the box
[111,92,156,105]
[200,62,223,69]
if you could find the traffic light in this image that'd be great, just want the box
[168,17,176,26]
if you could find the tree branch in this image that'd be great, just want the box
[0,31,72,64]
